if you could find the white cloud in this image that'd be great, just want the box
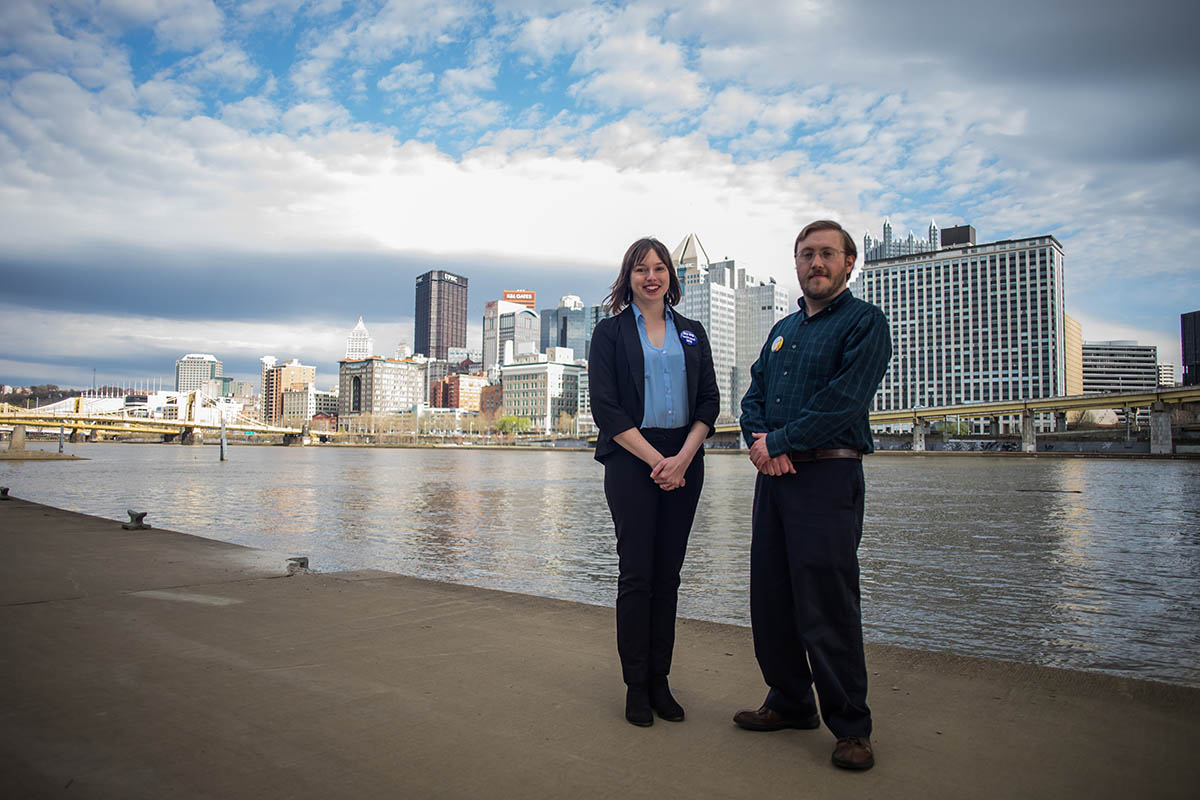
[219,95,279,129]
[440,61,498,95]
[348,0,479,59]
[378,61,435,96]
[290,26,351,98]
[568,30,708,114]
[150,0,226,52]
[136,78,203,115]
[281,100,350,132]
[178,43,259,87]
[1,0,1197,386]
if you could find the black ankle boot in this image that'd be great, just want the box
[649,677,685,721]
[626,684,653,727]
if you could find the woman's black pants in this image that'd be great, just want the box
[603,427,704,686]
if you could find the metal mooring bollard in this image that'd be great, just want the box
[287,556,310,575]
[0,487,10,501]
[122,510,151,530]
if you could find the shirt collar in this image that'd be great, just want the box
[798,287,853,318]
[632,304,674,326]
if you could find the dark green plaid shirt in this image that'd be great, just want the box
[740,288,892,457]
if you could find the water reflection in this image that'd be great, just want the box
[3,444,1197,687]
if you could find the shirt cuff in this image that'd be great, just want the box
[765,429,789,458]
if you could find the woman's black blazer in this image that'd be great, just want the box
[589,305,721,463]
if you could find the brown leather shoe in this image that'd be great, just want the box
[831,736,874,770]
[732,704,820,731]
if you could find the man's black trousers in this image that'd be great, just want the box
[750,458,872,738]
[603,427,704,687]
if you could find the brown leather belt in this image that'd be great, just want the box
[788,448,862,463]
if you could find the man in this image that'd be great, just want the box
[734,219,892,771]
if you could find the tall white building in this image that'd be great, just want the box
[483,299,539,375]
[730,268,789,411]
[857,234,1067,431]
[175,354,222,393]
[673,235,737,422]
[345,317,373,359]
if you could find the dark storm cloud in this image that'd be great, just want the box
[850,0,1200,165]
[854,0,1200,84]
[0,241,615,324]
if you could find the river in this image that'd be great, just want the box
[3,443,1198,687]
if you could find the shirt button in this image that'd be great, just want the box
[775,398,781,403]
[783,370,788,376]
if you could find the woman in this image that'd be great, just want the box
[589,237,720,727]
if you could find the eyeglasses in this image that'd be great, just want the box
[796,247,846,265]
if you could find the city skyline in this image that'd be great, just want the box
[1,1,1196,389]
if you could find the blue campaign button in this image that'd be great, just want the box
[679,329,698,346]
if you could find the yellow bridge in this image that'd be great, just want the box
[708,385,1200,453]
[0,394,304,441]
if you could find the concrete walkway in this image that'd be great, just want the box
[1,496,1196,799]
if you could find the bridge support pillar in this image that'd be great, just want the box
[180,427,203,445]
[912,421,928,451]
[1021,414,1036,453]
[8,425,25,451]
[988,417,1000,437]
[1055,412,1067,432]
[1150,402,1173,455]
[69,428,81,443]
[282,433,303,446]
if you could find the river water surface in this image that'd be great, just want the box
[4,443,1198,686]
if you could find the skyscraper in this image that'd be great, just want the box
[729,267,789,410]
[674,234,737,422]
[857,232,1067,431]
[345,317,373,359]
[1183,311,1200,386]
[540,295,606,361]
[414,270,468,360]
[483,299,538,374]
[175,354,222,393]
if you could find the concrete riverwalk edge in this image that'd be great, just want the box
[1,498,1196,799]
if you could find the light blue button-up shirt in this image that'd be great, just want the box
[632,304,689,429]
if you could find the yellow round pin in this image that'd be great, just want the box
[771,336,784,352]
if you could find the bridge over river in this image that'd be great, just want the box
[5,386,1200,454]
[0,392,304,445]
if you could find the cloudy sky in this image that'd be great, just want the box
[1,0,1197,390]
